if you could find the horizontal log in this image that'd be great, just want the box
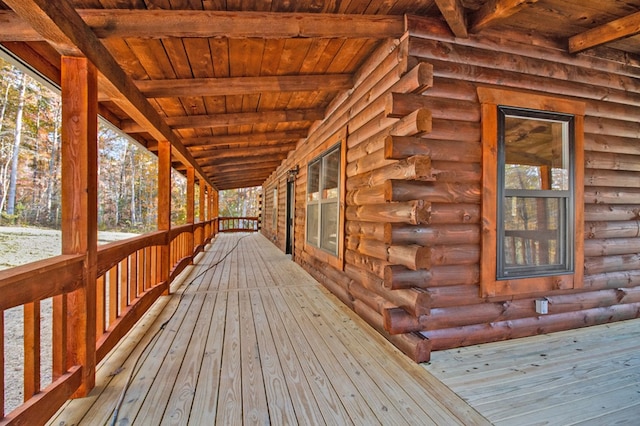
[428,203,480,224]
[422,303,640,351]
[584,151,640,172]
[585,116,640,139]
[584,186,640,205]
[349,281,395,314]
[346,200,431,225]
[385,180,481,204]
[585,133,640,156]
[353,300,431,363]
[584,238,640,257]
[585,169,640,188]
[584,204,640,222]
[346,183,388,206]
[345,221,392,243]
[584,253,640,275]
[347,129,389,163]
[425,287,640,331]
[385,92,480,121]
[390,223,480,246]
[427,284,483,308]
[346,155,434,190]
[383,307,428,334]
[431,161,481,183]
[384,264,479,290]
[346,149,395,177]
[583,270,640,290]
[384,136,481,162]
[345,264,431,317]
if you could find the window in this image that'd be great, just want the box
[306,144,340,255]
[479,88,584,298]
[498,107,574,279]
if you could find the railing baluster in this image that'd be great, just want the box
[108,265,118,326]
[52,294,67,380]
[96,275,105,337]
[119,259,128,314]
[137,249,144,296]
[24,301,41,401]
[129,252,137,303]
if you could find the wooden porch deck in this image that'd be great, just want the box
[48,233,487,425]
[425,318,640,425]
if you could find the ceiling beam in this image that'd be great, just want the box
[200,152,289,168]
[122,109,323,133]
[434,0,468,38]
[203,159,284,171]
[568,11,640,53]
[188,138,301,153]
[470,0,539,33]
[193,143,296,160]
[133,74,353,98]
[0,10,406,41]
[207,164,282,176]
[2,0,215,189]
[182,130,308,148]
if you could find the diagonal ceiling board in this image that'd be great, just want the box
[568,11,640,53]
[2,0,216,189]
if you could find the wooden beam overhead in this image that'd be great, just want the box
[2,0,215,189]
[203,160,284,171]
[470,0,539,33]
[193,143,296,160]
[568,11,640,53]
[182,130,308,148]
[134,74,354,98]
[122,109,323,133]
[0,10,406,41]
[200,152,289,168]
[434,0,468,38]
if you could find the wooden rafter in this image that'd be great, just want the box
[568,11,640,53]
[182,130,308,147]
[193,143,297,160]
[133,74,354,98]
[434,0,468,38]
[470,0,539,33]
[0,10,406,41]
[200,152,290,167]
[2,0,215,189]
[121,109,323,133]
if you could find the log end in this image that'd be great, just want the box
[413,200,432,225]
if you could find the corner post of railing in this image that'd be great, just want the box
[158,140,171,295]
[60,56,98,396]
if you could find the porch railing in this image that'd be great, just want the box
[218,216,260,233]
[0,219,218,424]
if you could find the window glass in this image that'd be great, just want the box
[498,108,573,279]
[306,144,340,256]
[308,160,320,201]
[322,148,340,199]
[320,202,338,253]
[307,204,319,246]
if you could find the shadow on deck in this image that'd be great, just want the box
[49,233,487,425]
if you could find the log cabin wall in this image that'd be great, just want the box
[264,15,640,362]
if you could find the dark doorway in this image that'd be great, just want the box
[285,179,295,255]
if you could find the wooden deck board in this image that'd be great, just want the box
[49,233,488,425]
[425,318,640,425]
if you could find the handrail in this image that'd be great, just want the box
[0,254,85,311]
[96,230,167,277]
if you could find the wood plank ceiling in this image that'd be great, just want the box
[1,0,640,190]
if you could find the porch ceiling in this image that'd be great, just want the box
[1,0,640,190]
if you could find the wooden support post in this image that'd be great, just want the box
[199,180,206,223]
[158,140,171,293]
[186,166,195,255]
[60,56,98,396]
